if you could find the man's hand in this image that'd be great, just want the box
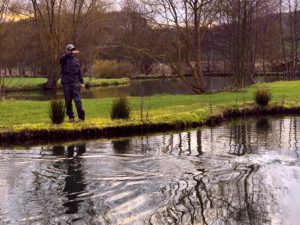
[80,83,85,90]
[72,50,80,54]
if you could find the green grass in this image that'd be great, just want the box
[0,80,299,132]
[84,77,129,86]
[2,77,129,90]
[3,77,47,90]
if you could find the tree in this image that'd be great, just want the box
[119,0,161,74]
[279,0,300,79]
[29,0,104,89]
[29,0,68,88]
[143,0,220,93]
[0,0,11,94]
[218,0,277,87]
[255,13,281,77]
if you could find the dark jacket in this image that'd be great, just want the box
[60,54,84,85]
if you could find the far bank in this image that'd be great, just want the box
[1,77,129,92]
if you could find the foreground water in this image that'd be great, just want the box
[1,116,300,225]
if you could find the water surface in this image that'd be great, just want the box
[3,75,280,101]
[0,116,300,224]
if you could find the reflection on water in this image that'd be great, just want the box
[112,139,131,154]
[150,164,269,225]
[1,117,300,224]
[4,75,280,101]
[62,145,86,215]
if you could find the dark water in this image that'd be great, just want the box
[3,76,280,101]
[1,116,300,225]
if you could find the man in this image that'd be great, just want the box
[60,44,85,122]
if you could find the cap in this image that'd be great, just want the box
[65,44,76,51]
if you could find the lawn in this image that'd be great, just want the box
[3,77,47,90]
[0,80,299,134]
[2,77,129,91]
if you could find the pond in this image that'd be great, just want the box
[4,75,281,101]
[1,116,300,224]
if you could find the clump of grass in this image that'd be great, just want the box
[254,87,272,107]
[110,96,130,119]
[49,98,65,124]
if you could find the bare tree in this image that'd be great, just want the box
[64,0,100,44]
[0,0,289,88]
[288,0,299,78]
[218,0,277,88]
[0,0,11,95]
[281,0,300,79]
[29,0,67,88]
[29,0,104,89]
[143,0,220,93]
[119,0,161,74]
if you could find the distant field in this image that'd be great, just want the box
[2,77,129,91]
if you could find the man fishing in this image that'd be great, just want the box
[60,44,85,122]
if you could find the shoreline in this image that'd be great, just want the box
[2,73,282,92]
[0,105,299,146]
[130,72,283,80]
[1,77,129,92]
[1,80,300,146]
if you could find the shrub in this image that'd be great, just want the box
[49,98,65,124]
[254,87,272,107]
[110,96,130,119]
[92,60,120,77]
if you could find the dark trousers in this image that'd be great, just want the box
[62,83,85,120]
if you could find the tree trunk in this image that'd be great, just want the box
[44,76,57,90]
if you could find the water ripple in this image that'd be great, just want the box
[1,117,300,224]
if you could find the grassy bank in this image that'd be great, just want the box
[2,77,129,91]
[0,80,300,142]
